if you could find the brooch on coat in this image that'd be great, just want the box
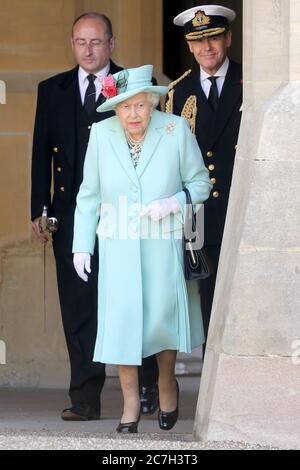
[165,121,176,135]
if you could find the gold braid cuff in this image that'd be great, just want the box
[181,96,197,134]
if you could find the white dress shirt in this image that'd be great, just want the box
[78,63,111,105]
[200,57,230,98]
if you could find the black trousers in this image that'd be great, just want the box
[198,245,221,351]
[53,207,158,411]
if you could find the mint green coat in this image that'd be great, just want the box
[73,110,212,365]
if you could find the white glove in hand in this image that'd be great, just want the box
[73,253,91,282]
[140,197,181,222]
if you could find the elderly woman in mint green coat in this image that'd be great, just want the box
[73,65,212,433]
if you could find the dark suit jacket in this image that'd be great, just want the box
[170,60,242,245]
[31,61,123,221]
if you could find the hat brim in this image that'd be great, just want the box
[97,85,168,113]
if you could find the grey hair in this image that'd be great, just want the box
[113,92,160,112]
[147,93,160,108]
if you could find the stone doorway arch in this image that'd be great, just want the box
[194,0,300,450]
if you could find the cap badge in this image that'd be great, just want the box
[192,10,211,27]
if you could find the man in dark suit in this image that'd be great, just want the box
[31,12,158,421]
[166,5,242,349]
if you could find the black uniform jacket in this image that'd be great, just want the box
[31,61,123,221]
[170,60,242,245]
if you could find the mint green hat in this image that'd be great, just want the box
[97,65,168,113]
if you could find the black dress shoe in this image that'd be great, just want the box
[61,404,100,421]
[140,384,159,415]
[116,415,140,434]
[158,381,179,431]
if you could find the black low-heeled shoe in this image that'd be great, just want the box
[158,381,179,431]
[116,415,140,434]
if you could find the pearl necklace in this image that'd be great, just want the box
[126,132,146,168]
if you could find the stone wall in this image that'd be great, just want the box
[194,0,300,450]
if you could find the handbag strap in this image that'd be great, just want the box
[182,187,192,206]
[182,187,197,239]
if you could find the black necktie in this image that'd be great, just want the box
[208,76,219,112]
[84,74,96,116]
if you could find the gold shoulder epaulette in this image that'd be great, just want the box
[168,69,192,91]
[165,69,192,115]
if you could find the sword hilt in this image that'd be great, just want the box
[40,206,58,234]
[40,206,48,233]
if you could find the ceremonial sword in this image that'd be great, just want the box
[40,206,58,331]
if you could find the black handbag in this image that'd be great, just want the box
[182,187,213,281]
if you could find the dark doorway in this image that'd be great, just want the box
[163,0,243,80]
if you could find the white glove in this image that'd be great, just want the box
[73,253,91,282]
[140,197,181,222]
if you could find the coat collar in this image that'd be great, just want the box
[56,67,78,167]
[57,61,122,89]
[212,60,242,146]
[108,110,165,184]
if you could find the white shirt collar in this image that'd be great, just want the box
[78,63,111,104]
[200,57,230,82]
[78,63,111,85]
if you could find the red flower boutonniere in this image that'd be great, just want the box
[101,75,117,99]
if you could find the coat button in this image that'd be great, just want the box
[211,178,217,185]
[57,167,62,173]
[208,164,215,171]
[53,147,58,153]
[207,151,213,158]
[213,191,219,198]
[60,187,65,192]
